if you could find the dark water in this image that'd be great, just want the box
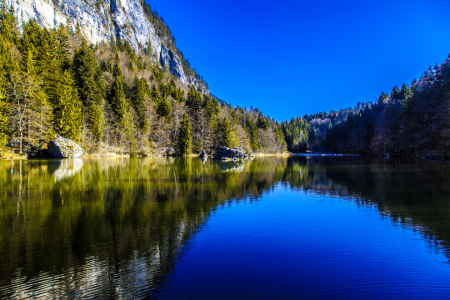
[1,157,450,299]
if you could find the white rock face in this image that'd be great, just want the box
[6,0,188,83]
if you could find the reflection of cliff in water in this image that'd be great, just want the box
[1,157,450,298]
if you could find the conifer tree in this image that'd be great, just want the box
[247,116,260,151]
[156,97,171,118]
[212,97,221,115]
[0,73,7,151]
[53,70,83,142]
[88,103,104,144]
[55,24,71,71]
[110,57,128,125]
[0,34,16,151]
[218,117,238,147]
[176,112,191,155]
[151,84,163,103]
[20,46,36,76]
[131,76,148,130]
[73,39,106,144]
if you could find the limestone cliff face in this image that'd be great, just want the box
[6,0,188,84]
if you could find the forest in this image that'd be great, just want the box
[1,0,450,158]
[318,62,450,158]
[0,3,289,157]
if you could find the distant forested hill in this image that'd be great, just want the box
[314,61,450,158]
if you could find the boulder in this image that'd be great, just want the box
[213,147,244,160]
[199,150,207,158]
[213,147,255,160]
[48,135,84,158]
[165,147,175,156]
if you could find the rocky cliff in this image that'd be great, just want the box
[5,0,191,84]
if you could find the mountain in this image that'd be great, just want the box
[4,0,209,91]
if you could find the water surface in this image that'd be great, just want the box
[1,157,450,299]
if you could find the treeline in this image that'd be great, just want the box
[322,60,450,157]
[0,4,287,156]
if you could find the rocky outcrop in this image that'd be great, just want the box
[160,45,186,82]
[213,147,254,161]
[165,147,175,156]
[48,135,84,158]
[5,0,188,83]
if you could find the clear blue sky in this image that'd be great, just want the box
[146,0,450,121]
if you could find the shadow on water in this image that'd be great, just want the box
[0,156,450,298]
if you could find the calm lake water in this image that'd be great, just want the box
[1,157,450,299]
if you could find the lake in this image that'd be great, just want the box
[1,157,450,299]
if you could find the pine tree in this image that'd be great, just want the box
[150,84,163,103]
[0,34,16,151]
[55,24,71,71]
[257,113,269,131]
[156,97,171,118]
[73,39,106,144]
[110,59,128,125]
[131,75,149,130]
[20,46,36,76]
[247,116,260,151]
[187,86,202,111]
[53,70,83,142]
[88,103,104,145]
[176,112,191,155]
[212,97,221,115]
[218,117,238,147]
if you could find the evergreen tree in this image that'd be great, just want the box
[187,86,202,110]
[73,39,106,144]
[151,84,163,103]
[55,24,71,71]
[247,116,260,151]
[131,76,149,130]
[257,113,269,131]
[110,58,128,125]
[176,112,191,155]
[217,117,238,147]
[20,46,36,76]
[212,97,221,115]
[0,34,16,151]
[52,70,83,142]
[156,97,171,118]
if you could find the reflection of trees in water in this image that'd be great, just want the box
[1,157,450,298]
[0,157,287,298]
[285,157,450,258]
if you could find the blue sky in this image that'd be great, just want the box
[146,0,450,121]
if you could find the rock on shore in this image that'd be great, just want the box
[48,135,84,158]
[213,147,254,161]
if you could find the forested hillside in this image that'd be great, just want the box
[0,3,287,156]
[319,61,450,157]
[1,0,449,158]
